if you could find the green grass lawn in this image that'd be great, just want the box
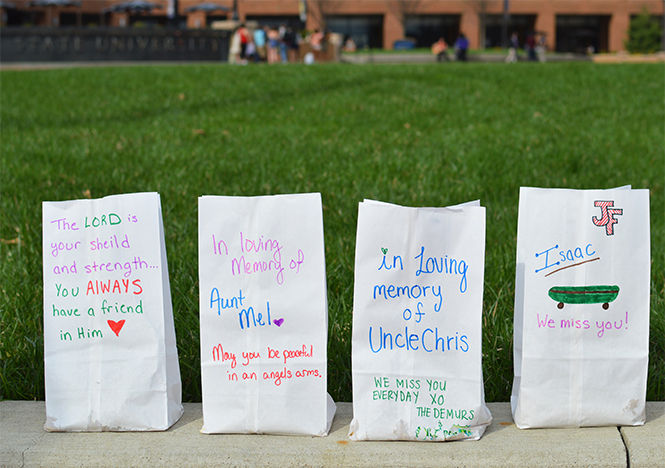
[1,62,663,403]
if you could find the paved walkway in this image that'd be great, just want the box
[2,52,663,70]
[339,52,591,64]
[1,401,662,467]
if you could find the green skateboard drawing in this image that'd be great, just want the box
[548,285,620,310]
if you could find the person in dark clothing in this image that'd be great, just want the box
[284,27,299,63]
[454,33,469,61]
[506,32,519,63]
[526,32,537,61]
[237,23,249,60]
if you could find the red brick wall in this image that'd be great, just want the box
[9,0,664,51]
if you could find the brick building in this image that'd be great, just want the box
[3,0,663,53]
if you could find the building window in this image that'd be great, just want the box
[483,14,536,48]
[130,15,168,28]
[404,14,460,48]
[4,9,33,26]
[556,15,610,53]
[245,15,301,29]
[325,15,383,49]
[60,13,102,27]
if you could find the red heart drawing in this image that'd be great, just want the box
[273,318,284,327]
[107,319,126,337]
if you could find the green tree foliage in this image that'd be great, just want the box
[625,8,662,53]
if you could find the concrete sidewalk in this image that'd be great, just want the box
[1,401,663,467]
[339,52,591,64]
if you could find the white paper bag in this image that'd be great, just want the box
[198,193,335,435]
[511,187,650,428]
[350,200,492,441]
[42,192,183,431]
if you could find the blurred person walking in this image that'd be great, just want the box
[284,27,299,63]
[237,23,250,62]
[505,32,519,63]
[454,33,469,61]
[267,26,280,63]
[526,32,537,61]
[343,35,357,52]
[309,28,324,60]
[229,26,242,64]
[279,24,289,62]
[432,37,449,62]
[254,26,267,62]
[536,33,547,62]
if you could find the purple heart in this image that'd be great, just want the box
[273,318,284,327]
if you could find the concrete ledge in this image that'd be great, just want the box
[592,52,665,63]
[0,61,224,71]
[621,402,665,468]
[1,401,662,467]
[340,52,590,64]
